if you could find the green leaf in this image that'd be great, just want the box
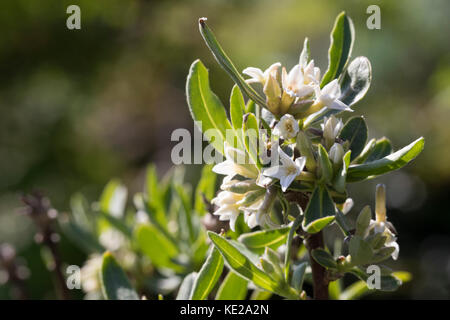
[339,56,372,107]
[230,85,245,130]
[135,224,183,272]
[321,12,355,87]
[216,271,248,300]
[355,206,372,237]
[208,231,286,296]
[302,186,336,233]
[100,179,127,218]
[238,227,290,254]
[353,138,376,164]
[339,117,368,161]
[194,164,217,216]
[318,144,333,184]
[333,150,351,193]
[365,137,393,162]
[190,247,224,300]
[339,280,369,300]
[198,19,267,108]
[145,165,167,228]
[98,210,132,239]
[59,218,105,254]
[347,137,425,182]
[243,113,261,168]
[250,289,272,300]
[187,59,232,155]
[349,267,402,292]
[100,252,139,300]
[284,214,303,280]
[299,38,310,67]
[174,184,196,243]
[328,280,342,300]
[291,262,307,291]
[311,249,338,269]
[176,272,197,300]
[349,236,373,265]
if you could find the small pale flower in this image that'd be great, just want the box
[367,184,399,260]
[262,147,306,192]
[301,60,321,85]
[243,62,281,84]
[314,79,353,112]
[213,143,259,183]
[273,114,299,140]
[211,191,245,231]
[282,65,315,98]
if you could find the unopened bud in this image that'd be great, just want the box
[375,184,386,222]
[329,143,345,165]
[223,180,259,194]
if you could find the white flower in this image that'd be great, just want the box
[243,62,281,84]
[213,143,259,183]
[282,65,315,98]
[321,115,343,144]
[301,60,321,85]
[367,184,399,260]
[262,147,306,192]
[211,191,245,231]
[314,79,353,112]
[273,114,299,140]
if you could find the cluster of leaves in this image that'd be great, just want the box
[60,165,218,299]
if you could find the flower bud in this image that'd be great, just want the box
[296,130,316,172]
[264,75,281,115]
[322,116,343,149]
[375,184,386,222]
[237,189,265,206]
[329,143,345,165]
[222,180,259,194]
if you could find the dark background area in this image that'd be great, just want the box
[0,0,449,299]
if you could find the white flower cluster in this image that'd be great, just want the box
[243,46,352,118]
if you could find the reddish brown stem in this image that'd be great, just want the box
[305,231,329,300]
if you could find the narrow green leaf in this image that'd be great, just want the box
[355,206,372,237]
[349,267,402,292]
[216,271,248,300]
[347,137,425,182]
[190,247,224,300]
[243,113,261,168]
[59,218,105,254]
[318,145,333,184]
[135,224,183,272]
[100,252,139,300]
[145,165,167,228]
[291,262,307,291]
[238,227,290,254]
[284,214,303,280]
[339,280,369,300]
[174,184,196,243]
[339,117,368,161]
[100,179,127,218]
[311,249,338,269]
[333,150,351,193]
[299,38,310,67]
[353,138,376,164]
[328,280,342,300]
[321,12,355,87]
[339,56,372,107]
[230,85,245,130]
[250,289,272,300]
[176,272,197,300]
[187,59,233,155]
[194,164,217,216]
[365,137,393,162]
[208,232,281,295]
[302,186,336,233]
[198,19,267,108]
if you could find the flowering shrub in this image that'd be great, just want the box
[10,12,424,301]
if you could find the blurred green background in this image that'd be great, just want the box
[0,0,449,299]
